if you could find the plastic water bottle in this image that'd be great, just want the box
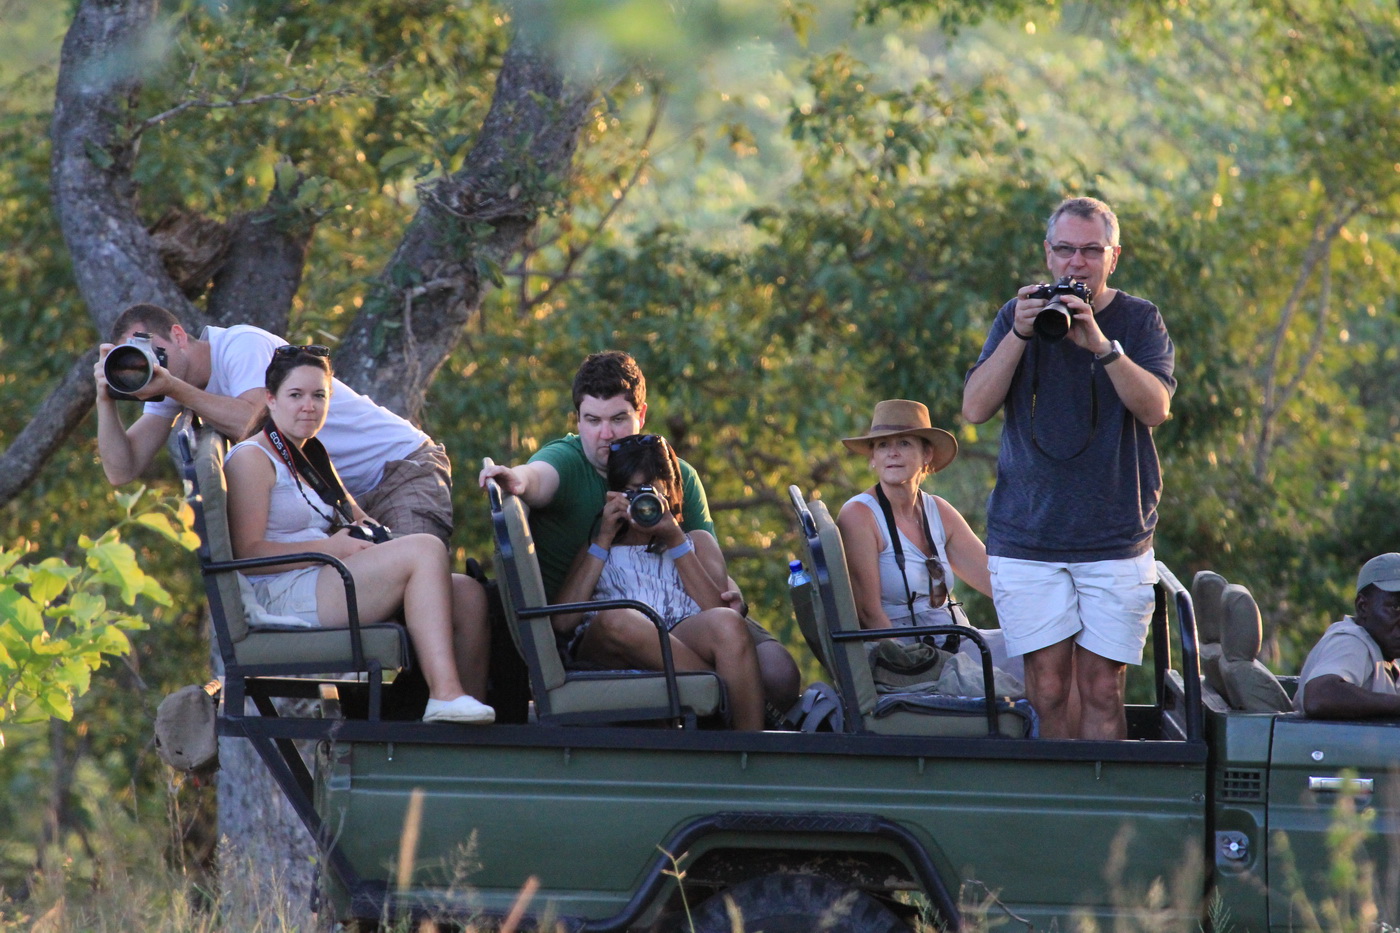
[787,559,810,589]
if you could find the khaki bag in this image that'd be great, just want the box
[154,682,221,775]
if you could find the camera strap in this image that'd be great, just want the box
[873,485,956,650]
[1029,341,1098,461]
[263,424,355,525]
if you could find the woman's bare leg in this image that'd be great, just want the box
[314,534,466,701]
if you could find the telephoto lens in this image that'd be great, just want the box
[104,332,168,401]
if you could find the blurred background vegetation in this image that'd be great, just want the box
[1,0,1398,917]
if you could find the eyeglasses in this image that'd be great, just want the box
[1049,243,1110,259]
[274,344,331,358]
[609,434,665,453]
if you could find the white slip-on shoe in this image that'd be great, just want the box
[422,695,496,724]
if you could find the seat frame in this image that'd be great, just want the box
[788,485,1027,738]
[487,477,725,728]
[180,424,412,722]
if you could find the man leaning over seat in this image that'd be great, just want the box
[93,303,455,543]
[479,350,800,717]
[1294,553,1400,720]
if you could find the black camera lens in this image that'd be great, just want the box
[626,487,667,527]
[1033,301,1073,341]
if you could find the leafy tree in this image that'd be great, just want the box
[0,489,190,739]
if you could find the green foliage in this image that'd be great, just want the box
[0,490,196,738]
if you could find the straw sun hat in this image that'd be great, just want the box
[840,399,958,473]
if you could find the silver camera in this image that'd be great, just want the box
[104,332,168,401]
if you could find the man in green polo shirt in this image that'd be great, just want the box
[480,351,800,714]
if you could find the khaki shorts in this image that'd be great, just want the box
[989,551,1157,665]
[358,441,453,544]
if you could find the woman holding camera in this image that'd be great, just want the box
[223,345,494,724]
[552,433,765,730]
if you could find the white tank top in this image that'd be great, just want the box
[845,490,956,627]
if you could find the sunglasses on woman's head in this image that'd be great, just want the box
[609,434,664,453]
[274,344,331,358]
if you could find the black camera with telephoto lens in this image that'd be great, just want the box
[104,332,168,401]
[625,486,668,528]
[1029,277,1093,341]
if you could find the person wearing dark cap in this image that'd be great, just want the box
[836,400,993,648]
[1294,553,1400,719]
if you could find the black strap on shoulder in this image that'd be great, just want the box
[263,425,354,524]
[873,484,917,620]
[873,485,958,651]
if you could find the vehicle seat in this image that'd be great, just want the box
[787,486,1034,738]
[1218,583,1291,712]
[486,476,724,726]
[182,424,410,720]
[1191,570,1227,698]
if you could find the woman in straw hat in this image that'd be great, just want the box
[836,399,994,649]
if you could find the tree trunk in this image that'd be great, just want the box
[216,722,320,931]
[34,0,593,921]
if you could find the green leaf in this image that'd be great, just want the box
[0,593,43,639]
[378,146,420,174]
[134,512,185,544]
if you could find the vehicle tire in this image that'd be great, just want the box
[687,873,911,933]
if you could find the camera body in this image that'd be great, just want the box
[624,486,668,528]
[345,521,393,544]
[104,332,169,401]
[1028,277,1093,341]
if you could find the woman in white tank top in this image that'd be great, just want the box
[835,400,993,639]
[551,433,766,731]
[223,347,494,725]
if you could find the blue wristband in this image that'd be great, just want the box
[667,538,695,561]
[588,543,610,562]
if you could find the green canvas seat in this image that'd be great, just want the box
[181,425,410,720]
[486,477,724,727]
[787,486,1033,738]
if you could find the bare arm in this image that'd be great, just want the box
[225,446,372,567]
[933,496,991,598]
[679,530,729,612]
[1302,674,1400,719]
[93,344,175,484]
[836,499,896,630]
[963,292,1040,424]
[478,459,561,510]
[1063,297,1172,426]
[550,492,627,633]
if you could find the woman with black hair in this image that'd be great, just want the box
[223,345,494,724]
[552,433,765,730]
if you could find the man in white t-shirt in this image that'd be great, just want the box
[94,303,454,542]
[1294,553,1400,719]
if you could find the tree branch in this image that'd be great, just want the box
[333,33,595,417]
[0,352,99,507]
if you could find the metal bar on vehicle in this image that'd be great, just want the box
[518,598,685,724]
[832,624,1001,736]
[204,551,365,672]
[1155,562,1204,742]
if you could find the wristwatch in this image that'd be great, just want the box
[1095,339,1124,366]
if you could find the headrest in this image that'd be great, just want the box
[1220,583,1263,662]
[1192,571,1227,643]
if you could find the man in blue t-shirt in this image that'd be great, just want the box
[480,351,800,714]
[963,197,1176,740]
